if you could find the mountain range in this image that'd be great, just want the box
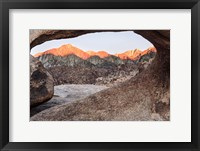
[34,44,156,61]
[33,44,156,86]
[35,45,156,69]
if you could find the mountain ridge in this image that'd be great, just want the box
[34,44,156,61]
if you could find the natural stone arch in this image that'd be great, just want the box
[30,30,170,121]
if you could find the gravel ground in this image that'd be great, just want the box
[30,84,108,117]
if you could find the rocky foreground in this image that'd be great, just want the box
[30,84,108,117]
[31,77,169,121]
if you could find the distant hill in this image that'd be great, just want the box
[35,44,90,59]
[115,49,142,60]
[86,50,110,58]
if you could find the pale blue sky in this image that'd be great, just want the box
[31,31,153,55]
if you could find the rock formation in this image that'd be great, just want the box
[37,54,94,68]
[30,30,170,121]
[30,55,54,107]
[30,84,108,116]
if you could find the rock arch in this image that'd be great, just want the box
[30,30,170,121]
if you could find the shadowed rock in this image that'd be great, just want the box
[30,55,54,107]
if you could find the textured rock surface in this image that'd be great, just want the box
[30,30,170,121]
[30,55,54,107]
[41,61,140,86]
[30,84,108,116]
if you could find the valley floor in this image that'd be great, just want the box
[30,84,109,117]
